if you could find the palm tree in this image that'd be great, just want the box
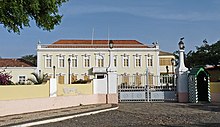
[21,54,37,66]
[28,72,49,84]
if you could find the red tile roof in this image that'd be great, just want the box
[47,40,150,48]
[53,40,142,45]
[0,59,36,67]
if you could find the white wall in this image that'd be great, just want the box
[1,67,37,84]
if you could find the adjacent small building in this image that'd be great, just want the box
[0,59,37,84]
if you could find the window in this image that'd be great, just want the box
[97,74,104,79]
[84,55,90,67]
[19,76,26,84]
[45,55,52,68]
[58,55,65,68]
[147,56,153,67]
[72,56,78,68]
[96,54,104,67]
[123,55,129,67]
[113,56,117,67]
[98,58,104,67]
[160,58,172,66]
[135,55,141,67]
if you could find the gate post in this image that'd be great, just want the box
[49,78,57,97]
[106,42,118,104]
[176,38,189,103]
[147,85,150,102]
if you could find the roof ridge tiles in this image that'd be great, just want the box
[53,39,145,45]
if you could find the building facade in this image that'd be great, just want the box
[37,40,163,85]
[0,59,36,84]
[159,51,175,75]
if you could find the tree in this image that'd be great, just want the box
[21,54,37,66]
[185,40,220,68]
[0,0,68,34]
[28,72,48,84]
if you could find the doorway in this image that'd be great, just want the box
[197,71,209,102]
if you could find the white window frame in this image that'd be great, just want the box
[71,55,78,68]
[58,55,65,68]
[45,55,52,68]
[83,55,91,68]
[147,55,153,67]
[122,54,129,67]
[96,54,104,67]
[18,75,26,84]
[134,55,141,67]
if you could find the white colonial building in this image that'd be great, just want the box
[37,40,174,86]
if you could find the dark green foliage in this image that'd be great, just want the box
[72,79,91,84]
[185,40,220,68]
[0,0,68,34]
[21,54,37,66]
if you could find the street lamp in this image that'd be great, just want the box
[178,38,185,50]
[171,58,175,73]
[109,40,114,49]
[171,58,175,86]
[68,58,71,84]
[166,66,169,74]
[106,40,114,104]
[53,66,56,78]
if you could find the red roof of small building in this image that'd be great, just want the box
[0,59,35,67]
[47,40,150,48]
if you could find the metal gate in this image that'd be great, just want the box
[117,74,177,102]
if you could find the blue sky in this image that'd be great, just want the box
[1,0,220,58]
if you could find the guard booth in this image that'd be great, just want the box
[92,67,107,79]
[92,67,108,94]
[188,67,210,103]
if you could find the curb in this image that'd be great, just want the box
[12,106,119,127]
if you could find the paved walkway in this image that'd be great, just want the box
[36,102,220,127]
[0,103,117,127]
[1,102,220,127]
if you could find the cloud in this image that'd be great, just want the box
[65,4,220,22]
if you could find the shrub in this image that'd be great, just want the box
[72,79,91,84]
[28,72,49,85]
[0,72,13,85]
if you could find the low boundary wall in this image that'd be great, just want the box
[0,82,49,100]
[0,73,118,116]
[210,82,220,103]
[0,94,108,116]
[57,82,93,96]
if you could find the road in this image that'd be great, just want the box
[35,103,220,127]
